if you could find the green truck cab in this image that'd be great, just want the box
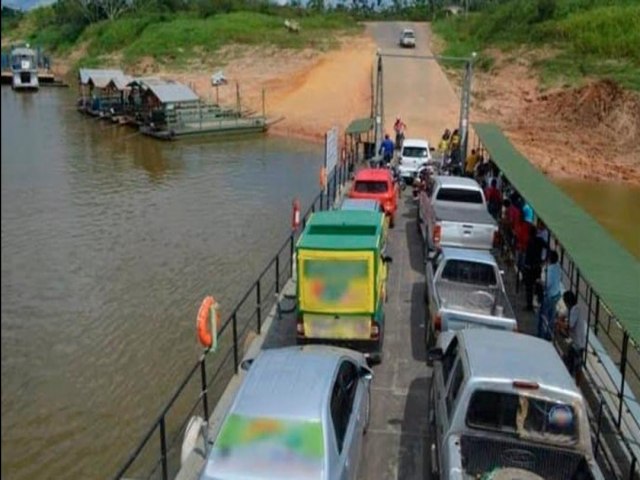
[295,210,392,363]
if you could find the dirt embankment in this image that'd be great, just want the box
[468,52,640,185]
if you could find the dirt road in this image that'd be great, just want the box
[367,22,460,146]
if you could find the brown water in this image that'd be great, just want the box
[0,87,324,479]
[554,178,640,260]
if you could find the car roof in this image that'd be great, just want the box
[231,346,355,421]
[402,138,430,148]
[354,168,393,181]
[434,175,481,188]
[341,198,381,211]
[440,247,497,265]
[459,330,580,395]
[402,28,414,33]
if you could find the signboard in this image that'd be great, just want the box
[324,126,339,174]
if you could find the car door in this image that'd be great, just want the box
[329,360,362,480]
[432,337,460,476]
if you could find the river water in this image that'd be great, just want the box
[1,87,638,479]
[0,87,324,479]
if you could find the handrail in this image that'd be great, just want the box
[113,160,352,479]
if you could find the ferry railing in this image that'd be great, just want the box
[113,160,353,480]
[493,188,640,480]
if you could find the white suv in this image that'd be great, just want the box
[399,28,416,48]
[398,138,432,183]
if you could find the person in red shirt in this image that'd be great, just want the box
[484,178,502,219]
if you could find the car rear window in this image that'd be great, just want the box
[402,147,428,158]
[436,187,483,204]
[403,31,415,38]
[441,260,497,286]
[354,181,388,194]
[466,390,578,445]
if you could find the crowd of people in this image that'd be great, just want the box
[461,148,587,383]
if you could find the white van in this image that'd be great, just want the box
[397,138,432,184]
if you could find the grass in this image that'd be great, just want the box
[432,0,640,90]
[9,9,362,69]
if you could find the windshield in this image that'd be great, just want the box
[466,390,578,446]
[402,147,428,158]
[354,181,388,194]
[205,414,325,478]
[441,260,497,286]
[436,187,483,204]
[402,31,415,38]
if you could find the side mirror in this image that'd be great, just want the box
[426,347,443,366]
[429,147,435,152]
[240,359,254,371]
[360,366,374,382]
[382,255,393,264]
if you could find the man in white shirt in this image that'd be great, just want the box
[559,291,587,383]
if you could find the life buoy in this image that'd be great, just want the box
[197,296,221,349]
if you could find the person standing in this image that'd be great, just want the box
[464,149,480,177]
[523,223,544,311]
[522,201,534,224]
[538,250,562,340]
[378,134,395,167]
[393,116,407,150]
[559,291,587,384]
[484,178,502,219]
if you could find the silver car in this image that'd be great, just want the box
[200,346,373,480]
[399,28,416,48]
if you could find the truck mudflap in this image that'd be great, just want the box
[303,313,372,340]
[460,434,596,480]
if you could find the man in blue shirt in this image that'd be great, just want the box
[379,134,395,166]
[538,250,562,340]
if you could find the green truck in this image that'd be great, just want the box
[295,210,392,363]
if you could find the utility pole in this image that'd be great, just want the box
[374,52,384,159]
[458,51,476,170]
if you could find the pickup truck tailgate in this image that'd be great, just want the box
[435,203,497,250]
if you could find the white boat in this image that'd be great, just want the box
[11,46,39,91]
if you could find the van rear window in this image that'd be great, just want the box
[436,188,483,203]
[354,181,388,194]
[466,391,578,445]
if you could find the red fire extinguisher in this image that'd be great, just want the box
[292,198,301,230]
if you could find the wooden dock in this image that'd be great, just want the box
[1,70,68,87]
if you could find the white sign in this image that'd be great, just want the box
[324,126,339,174]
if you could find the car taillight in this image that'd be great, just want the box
[296,316,304,336]
[433,224,442,245]
[370,321,379,340]
[434,314,442,331]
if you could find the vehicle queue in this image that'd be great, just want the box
[188,128,602,479]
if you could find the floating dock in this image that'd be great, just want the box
[1,70,68,87]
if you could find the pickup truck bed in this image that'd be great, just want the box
[437,281,515,320]
[433,203,495,225]
[461,434,597,480]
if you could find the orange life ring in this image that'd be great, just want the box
[197,296,221,349]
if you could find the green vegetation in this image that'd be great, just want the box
[433,0,640,90]
[6,1,366,69]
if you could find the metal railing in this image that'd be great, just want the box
[492,187,639,480]
[113,160,353,480]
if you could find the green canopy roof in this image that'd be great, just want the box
[474,122,640,341]
[297,210,383,251]
[345,117,374,135]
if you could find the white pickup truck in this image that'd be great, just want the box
[428,329,605,480]
[418,176,498,259]
[425,247,517,348]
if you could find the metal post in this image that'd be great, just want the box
[199,359,209,421]
[593,398,604,455]
[594,297,600,336]
[459,54,475,170]
[617,332,629,428]
[289,235,295,277]
[232,313,239,372]
[374,53,383,157]
[275,255,280,295]
[159,417,168,480]
[256,280,262,334]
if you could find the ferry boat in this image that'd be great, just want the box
[11,46,39,91]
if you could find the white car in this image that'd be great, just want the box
[399,29,416,48]
[398,138,432,183]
